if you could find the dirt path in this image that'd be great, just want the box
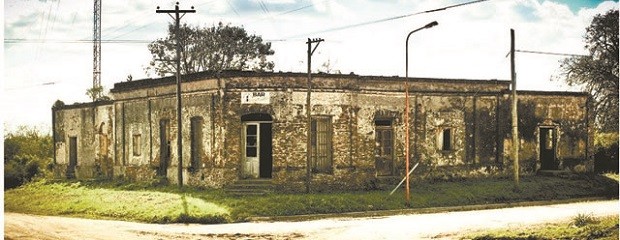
[4,200,618,240]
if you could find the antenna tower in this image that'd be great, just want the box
[93,0,102,97]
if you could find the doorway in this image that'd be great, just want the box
[67,136,77,179]
[375,120,394,176]
[159,119,170,177]
[241,114,273,179]
[539,127,558,170]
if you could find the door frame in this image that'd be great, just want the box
[538,126,558,170]
[241,120,273,179]
[67,136,78,179]
[374,119,394,176]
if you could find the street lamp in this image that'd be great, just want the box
[404,21,438,206]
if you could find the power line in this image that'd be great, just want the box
[4,38,152,44]
[516,49,588,57]
[289,0,491,38]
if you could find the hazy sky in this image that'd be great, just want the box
[2,0,618,132]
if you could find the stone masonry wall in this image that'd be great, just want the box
[53,71,591,190]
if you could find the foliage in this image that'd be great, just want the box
[4,126,53,189]
[5,175,618,223]
[469,215,618,240]
[595,131,619,149]
[85,86,110,102]
[559,10,619,132]
[4,180,230,224]
[147,22,275,77]
[573,213,597,227]
[86,86,103,101]
[594,132,619,173]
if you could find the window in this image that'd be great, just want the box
[132,134,141,156]
[190,117,204,171]
[311,117,332,173]
[245,124,258,157]
[545,128,554,150]
[437,128,453,151]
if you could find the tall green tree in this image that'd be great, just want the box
[147,22,275,77]
[560,9,619,132]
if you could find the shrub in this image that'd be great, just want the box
[572,213,597,227]
[594,132,619,173]
[4,126,53,189]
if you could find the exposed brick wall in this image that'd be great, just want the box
[52,71,591,190]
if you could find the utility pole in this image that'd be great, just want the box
[92,0,101,99]
[510,29,520,189]
[306,38,324,193]
[404,21,438,207]
[156,2,195,187]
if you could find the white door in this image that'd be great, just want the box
[243,123,260,178]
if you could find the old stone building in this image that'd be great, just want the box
[52,71,593,191]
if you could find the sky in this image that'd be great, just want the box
[2,0,618,133]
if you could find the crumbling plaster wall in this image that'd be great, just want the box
[53,103,114,179]
[501,93,591,173]
[54,72,591,189]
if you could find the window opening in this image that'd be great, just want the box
[440,128,452,151]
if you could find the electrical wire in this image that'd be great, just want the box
[516,49,588,57]
[288,0,491,38]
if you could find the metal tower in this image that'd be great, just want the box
[93,0,102,97]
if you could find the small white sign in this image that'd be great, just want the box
[241,92,270,104]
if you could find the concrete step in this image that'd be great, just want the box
[225,179,273,196]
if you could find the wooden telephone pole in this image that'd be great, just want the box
[156,2,195,187]
[306,38,324,193]
[510,29,520,188]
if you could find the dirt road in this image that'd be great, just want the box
[4,200,618,240]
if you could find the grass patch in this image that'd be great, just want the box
[4,180,230,224]
[467,214,619,240]
[5,174,618,223]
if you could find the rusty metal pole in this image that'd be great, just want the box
[306,38,324,193]
[404,21,438,207]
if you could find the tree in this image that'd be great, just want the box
[147,22,275,77]
[559,10,619,132]
[86,86,110,102]
[86,86,103,101]
[4,126,53,189]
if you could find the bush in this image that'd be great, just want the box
[4,126,53,189]
[594,132,619,173]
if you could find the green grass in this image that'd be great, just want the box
[4,180,230,223]
[467,214,619,240]
[4,174,618,224]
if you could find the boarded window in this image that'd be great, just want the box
[190,117,203,171]
[311,117,332,173]
[132,134,141,156]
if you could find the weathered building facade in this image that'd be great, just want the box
[52,71,593,191]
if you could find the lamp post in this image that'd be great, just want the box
[404,21,438,206]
